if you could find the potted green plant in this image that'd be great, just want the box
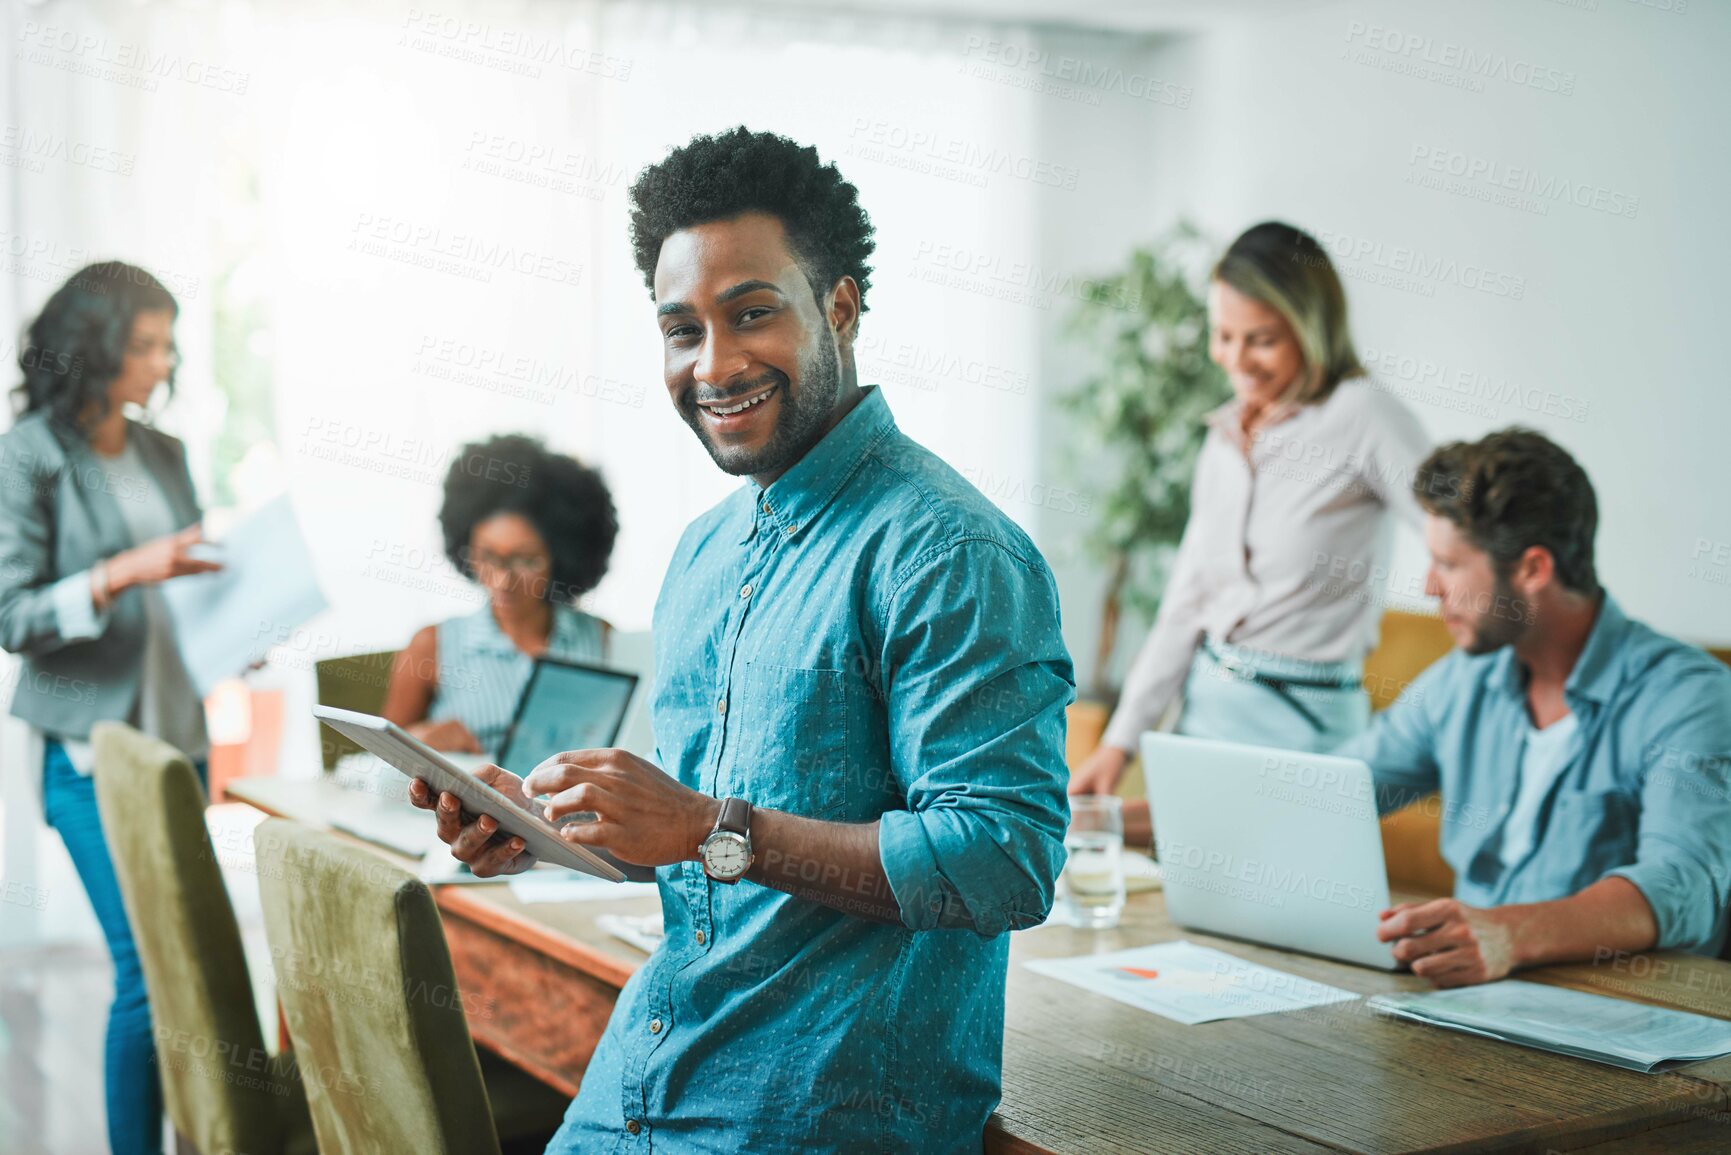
[1058,222,1228,712]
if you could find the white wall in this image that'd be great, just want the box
[1052,0,1731,688]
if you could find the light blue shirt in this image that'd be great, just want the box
[551,386,1074,1153]
[1337,595,1731,954]
[428,603,605,756]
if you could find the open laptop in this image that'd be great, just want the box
[331,656,639,856]
[1140,731,1398,970]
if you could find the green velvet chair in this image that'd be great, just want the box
[90,722,316,1155]
[315,649,399,769]
[254,818,568,1154]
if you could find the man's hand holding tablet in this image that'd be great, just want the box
[411,746,723,878]
[408,766,538,877]
[522,748,721,868]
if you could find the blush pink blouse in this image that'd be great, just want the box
[1100,378,1431,752]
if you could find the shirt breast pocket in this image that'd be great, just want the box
[729,663,861,821]
[1537,787,1640,894]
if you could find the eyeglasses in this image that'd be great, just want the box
[471,551,550,577]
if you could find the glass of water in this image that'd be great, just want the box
[1059,794,1126,929]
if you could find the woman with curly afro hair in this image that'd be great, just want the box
[382,433,619,755]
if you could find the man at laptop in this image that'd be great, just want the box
[1340,429,1731,987]
[410,127,1074,1151]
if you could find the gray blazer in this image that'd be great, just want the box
[0,411,201,739]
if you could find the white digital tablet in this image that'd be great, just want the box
[312,705,626,882]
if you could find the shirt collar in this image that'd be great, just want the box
[470,603,577,657]
[1494,593,1627,707]
[470,605,520,656]
[1563,593,1628,706]
[1205,394,1303,454]
[738,385,895,544]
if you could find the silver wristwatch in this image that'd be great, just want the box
[698,797,754,883]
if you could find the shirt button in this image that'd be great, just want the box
[740,583,753,599]
[650,1018,663,1034]
[717,698,727,714]
[695,929,706,944]
[625,1119,641,1135]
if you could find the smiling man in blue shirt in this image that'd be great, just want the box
[411,127,1074,1152]
[1338,429,1731,987]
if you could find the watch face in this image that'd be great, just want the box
[702,831,751,879]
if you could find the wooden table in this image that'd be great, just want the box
[227,777,1731,1154]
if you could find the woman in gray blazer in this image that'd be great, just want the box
[0,262,220,1155]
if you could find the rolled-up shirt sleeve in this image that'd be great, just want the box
[1605,666,1731,953]
[876,538,1076,937]
[1333,654,1452,815]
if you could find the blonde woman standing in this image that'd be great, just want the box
[1071,221,1431,804]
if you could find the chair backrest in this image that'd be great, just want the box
[1361,612,1457,892]
[315,650,399,769]
[255,818,502,1155]
[1363,609,1455,712]
[92,722,297,1155]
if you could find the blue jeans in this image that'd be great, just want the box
[41,739,207,1155]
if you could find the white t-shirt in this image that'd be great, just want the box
[1500,712,1580,867]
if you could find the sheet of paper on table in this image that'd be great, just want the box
[418,847,508,885]
[160,495,327,695]
[1369,980,1731,1072]
[1024,939,1358,1025]
[596,912,665,954]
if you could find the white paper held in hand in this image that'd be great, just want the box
[160,494,328,695]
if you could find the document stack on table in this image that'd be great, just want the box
[1370,980,1731,1072]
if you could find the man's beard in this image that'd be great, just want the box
[1460,572,1532,655]
[677,335,842,478]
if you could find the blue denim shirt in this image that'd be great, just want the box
[551,386,1075,1154]
[1337,595,1731,954]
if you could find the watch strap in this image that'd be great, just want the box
[715,796,752,837]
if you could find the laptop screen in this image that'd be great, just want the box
[498,658,639,775]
